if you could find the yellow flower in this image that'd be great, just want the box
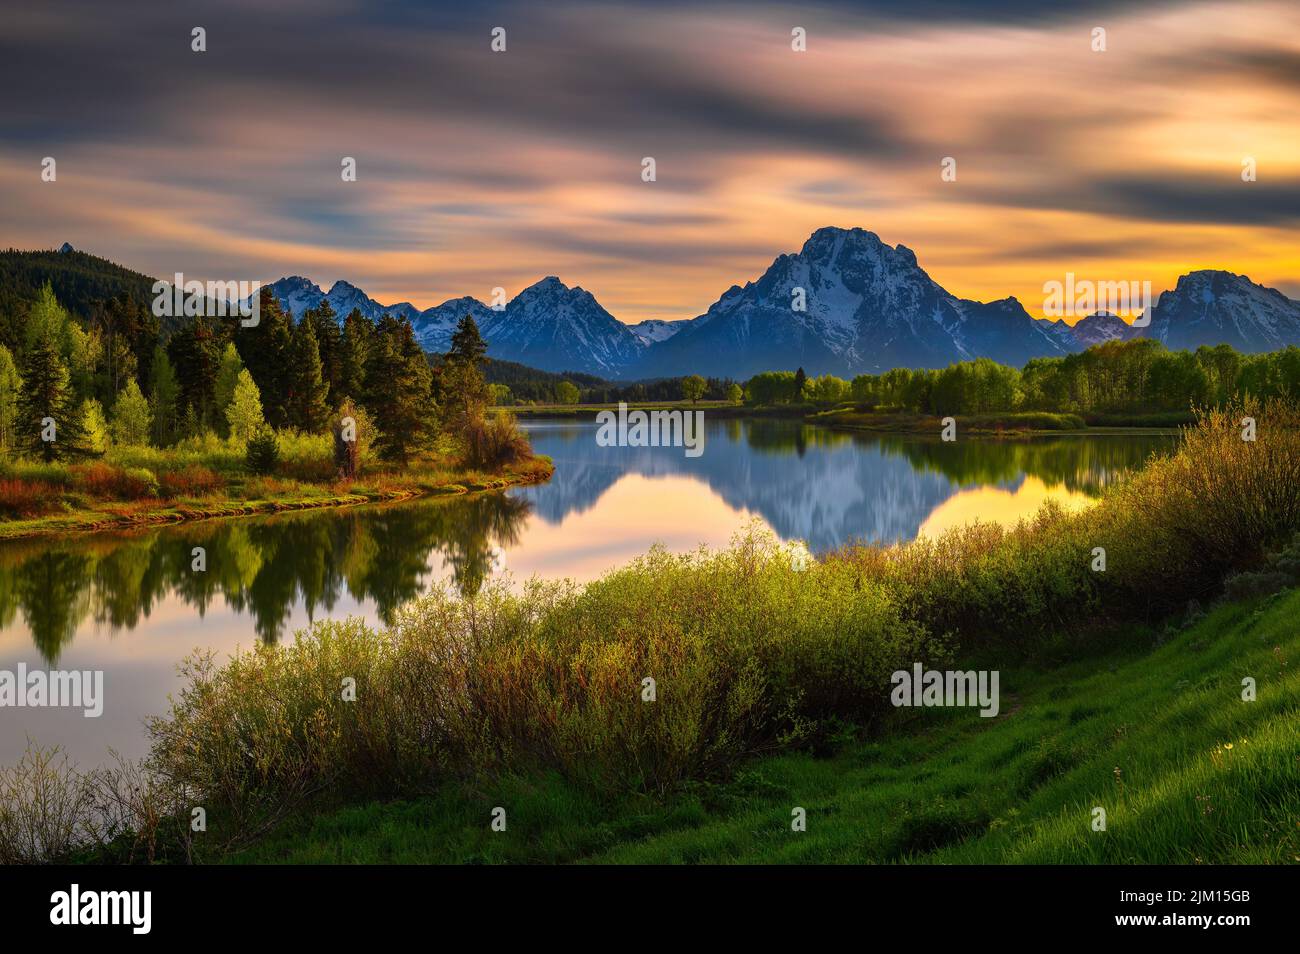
[1224,743,1234,750]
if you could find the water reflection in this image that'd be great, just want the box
[0,420,1175,666]
[0,493,531,663]
[516,419,1172,551]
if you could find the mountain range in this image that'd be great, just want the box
[263,227,1300,379]
[22,230,1297,381]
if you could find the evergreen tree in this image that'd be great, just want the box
[167,317,220,430]
[306,301,343,402]
[109,378,152,446]
[245,425,280,475]
[225,368,265,442]
[438,315,490,438]
[286,316,330,432]
[17,331,87,461]
[237,288,293,428]
[364,317,434,463]
[149,346,180,446]
[339,308,373,402]
[447,314,487,366]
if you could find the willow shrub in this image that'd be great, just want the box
[147,400,1300,817]
[147,537,930,813]
[833,399,1300,648]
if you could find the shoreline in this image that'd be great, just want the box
[512,404,1184,436]
[0,463,553,543]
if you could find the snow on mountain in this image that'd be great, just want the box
[628,318,686,345]
[264,276,418,324]
[1139,270,1300,353]
[634,227,1070,379]
[260,243,1300,380]
[478,277,644,376]
[1035,312,1138,350]
[411,296,498,353]
[1071,311,1137,347]
[265,276,325,320]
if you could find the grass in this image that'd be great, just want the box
[224,587,1300,863]
[0,434,553,540]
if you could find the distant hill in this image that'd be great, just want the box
[0,246,172,347]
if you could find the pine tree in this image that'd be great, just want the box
[109,378,152,446]
[364,317,434,463]
[447,314,487,366]
[167,318,220,430]
[306,301,342,402]
[286,316,330,432]
[237,288,293,428]
[17,332,87,461]
[339,308,373,402]
[439,315,490,438]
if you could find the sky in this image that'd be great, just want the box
[1,0,1298,324]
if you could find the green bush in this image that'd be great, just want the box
[244,427,281,475]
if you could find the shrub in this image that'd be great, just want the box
[245,427,280,475]
[158,465,224,499]
[0,744,99,864]
[145,532,934,819]
[74,462,159,500]
[0,478,59,517]
[464,411,532,469]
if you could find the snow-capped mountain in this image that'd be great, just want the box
[634,227,1070,379]
[265,274,642,374]
[1138,270,1300,352]
[1036,311,1138,350]
[410,296,499,353]
[258,235,1300,380]
[1072,311,1138,347]
[478,277,644,376]
[263,276,417,324]
[628,318,686,345]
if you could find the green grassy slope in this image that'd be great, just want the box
[226,588,1300,865]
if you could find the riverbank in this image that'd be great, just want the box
[222,586,1300,864]
[510,402,1190,434]
[0,454,553,541]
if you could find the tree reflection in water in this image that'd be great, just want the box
[0,492,532,663]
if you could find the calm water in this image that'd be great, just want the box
[0,419,1174,766]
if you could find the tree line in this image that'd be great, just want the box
[0,283,501,467]
[742,340,1300,415]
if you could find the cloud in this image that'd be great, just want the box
[0,0,1296,321]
